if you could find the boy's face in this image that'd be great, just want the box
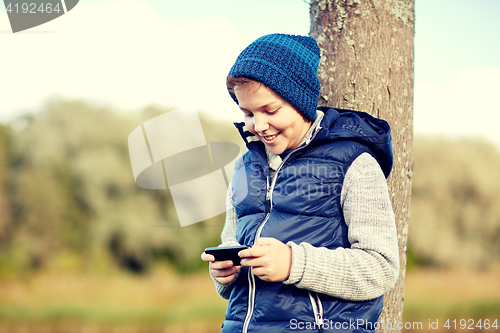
[234,82,312,155]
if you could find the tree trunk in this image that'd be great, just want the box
[309,0,414,332]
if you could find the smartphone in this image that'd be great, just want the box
[204,245,250,266]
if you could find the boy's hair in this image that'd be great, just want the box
[226,76,261,96]
[226,33,321,122]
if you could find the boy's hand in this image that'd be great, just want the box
[201,241,241,285]
[239,237,292,282]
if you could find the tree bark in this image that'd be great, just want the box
[309,0,414,332]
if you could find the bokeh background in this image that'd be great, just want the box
[1,0,499,332]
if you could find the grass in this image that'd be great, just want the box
[402,266,500,332]
[0,265,499,332]
[0,266,227,332]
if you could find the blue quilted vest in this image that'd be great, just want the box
[222,107,393,333]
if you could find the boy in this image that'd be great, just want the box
[201,33,399,333]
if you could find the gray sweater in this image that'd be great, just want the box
[212,112,399,302]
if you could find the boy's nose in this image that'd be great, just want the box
[253,114,269,133]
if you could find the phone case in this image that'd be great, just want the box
[205,245,249,266]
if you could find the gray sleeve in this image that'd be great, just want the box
[283,153,400,301]
[210,181,240,300]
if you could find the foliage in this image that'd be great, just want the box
[0,99,236,275]
[0,124,13,245]
[410,135,500,268]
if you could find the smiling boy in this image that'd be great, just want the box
[231,78,312,156]
[201,33,399,333]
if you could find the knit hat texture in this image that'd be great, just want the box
[227,33,321,122]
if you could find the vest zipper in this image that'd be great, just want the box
[242,211,269,333]
[242,266,256,332]
[308,292,324,332]
[242,125,322,333]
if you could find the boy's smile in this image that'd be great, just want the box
[234,82,312,155]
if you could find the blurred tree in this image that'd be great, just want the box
[0,125,13,244]
[310,0,414,331]
[411,136,500,268]
[6,99,229,274]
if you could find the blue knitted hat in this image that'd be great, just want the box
[227,33,321,122]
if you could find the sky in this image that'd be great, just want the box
[1,0,500,147]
